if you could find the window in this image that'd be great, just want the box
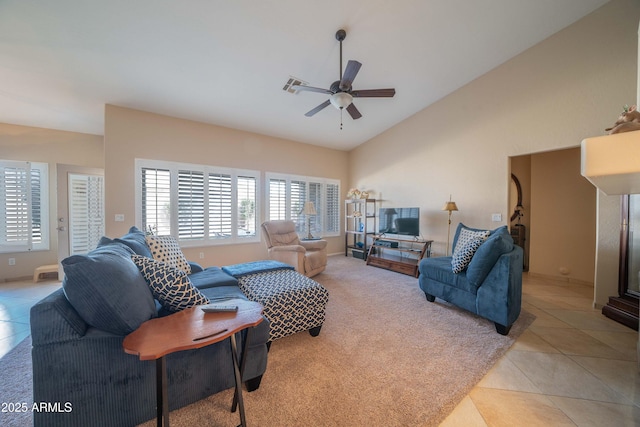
[136,159,259,246]
[0,160,49,253]
[266,173,340,237]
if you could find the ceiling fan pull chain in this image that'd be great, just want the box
[340,109,343,130]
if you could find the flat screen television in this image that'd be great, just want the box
[378,207,420,237]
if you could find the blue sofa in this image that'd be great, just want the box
[30,227,270,427]
[418,224,523,335]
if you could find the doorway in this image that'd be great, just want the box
[510,147,596,284]
[56,165,105,269]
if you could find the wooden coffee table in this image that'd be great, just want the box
[123,298,264,427]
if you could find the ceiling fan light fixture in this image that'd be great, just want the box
[330,92,353,109]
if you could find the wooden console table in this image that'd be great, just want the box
[366,236,432,277]
[123,298,264,427]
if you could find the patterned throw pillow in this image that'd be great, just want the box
[451,237,486,273]
[451,227,490,274]
[145,235,191,274]
[132,255,209,312]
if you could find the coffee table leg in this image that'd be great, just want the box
[230,333,246,427]
[156,356,169,427]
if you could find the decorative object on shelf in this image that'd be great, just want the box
[303,201,317,239]
[360,191,369,199]
[353,211,362,217]
[442,195,459,256]
[346,188,362,199]
[606,104,640,135]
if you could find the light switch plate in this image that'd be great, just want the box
[491,213,502,222]
[115,214,125,222]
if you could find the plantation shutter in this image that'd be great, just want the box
[237,176,257,237]
[0,162,30,251]
[268,178,287,220]
[141,168,171,235]
[68,174,104,255]
[325,183,340,234]
[290,180,306,233]
[178,170,205,240]
[308,182,322,235]
[209,173,232,239]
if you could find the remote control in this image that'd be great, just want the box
[200,304,238,313]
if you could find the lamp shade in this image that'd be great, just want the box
[442,201,458,212]
[303,201,317,215]
[330,92,353,109]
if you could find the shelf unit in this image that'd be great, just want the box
[366,236,433,277]
[344,199,377,260]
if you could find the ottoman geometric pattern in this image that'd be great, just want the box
[236,269,329,342]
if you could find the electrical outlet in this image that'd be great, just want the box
[199,252,204,259]
[115,214,125,222]
[8,258,15,266]
[491,213,502,222]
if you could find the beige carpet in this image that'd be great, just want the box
[139,255,534,427]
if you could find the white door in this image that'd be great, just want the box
[56,165,105,269]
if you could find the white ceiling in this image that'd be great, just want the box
[0,0,609,150]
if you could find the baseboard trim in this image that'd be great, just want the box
[528,272,593,287]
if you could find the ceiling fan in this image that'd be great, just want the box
[292,29,396,126]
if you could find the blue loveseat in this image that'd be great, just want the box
[418,224,523,335]
[30,227,270,427]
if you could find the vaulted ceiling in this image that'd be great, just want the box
[0,0,609,150]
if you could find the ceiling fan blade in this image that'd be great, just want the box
[292,85,333,95]
[305,100,331,117]
[351,88,396,98]
[340,60,362,90]
[346,103,362,120]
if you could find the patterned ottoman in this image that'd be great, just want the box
[223,262,329,342]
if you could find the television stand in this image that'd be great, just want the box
[366,236,432,277]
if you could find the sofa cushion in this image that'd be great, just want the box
[466,226,514,287]
[132,255,209,312]
[115,226,152,258]
[189,267,239,290]
[419,256,478,294]
[61,243,157,335]
[451,236,486,273]
[145,235,191,274]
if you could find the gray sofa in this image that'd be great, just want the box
[30,227,270,427]
[418,224,523,335]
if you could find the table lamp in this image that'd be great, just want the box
[303,201,317,239]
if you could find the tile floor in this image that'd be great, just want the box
[1,274,639,426]
[443,274,640,427]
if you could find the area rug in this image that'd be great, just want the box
[137,256,533,426]
[0,335,33,427]
[0,256,533,427]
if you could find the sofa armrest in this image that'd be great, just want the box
[299,239,327,251]
[188,261,204,273]
[476,246,523,327]
[30,288,88,345]
[271,245,305,253]
[268,247,304,272]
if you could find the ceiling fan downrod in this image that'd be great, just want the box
[336,29,346,82]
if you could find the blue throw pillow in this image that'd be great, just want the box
[115,226,152,258]
[132,255,209,313]
[61,243,157,335]
[466,226,514,287]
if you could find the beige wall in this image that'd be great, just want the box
[349,0,639,303]
[0,123,103,281]
[104,105,349,267]
[529,148,596,283]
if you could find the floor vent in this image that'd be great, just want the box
[283,76,308,94]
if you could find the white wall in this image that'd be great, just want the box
[349,0,639,304]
